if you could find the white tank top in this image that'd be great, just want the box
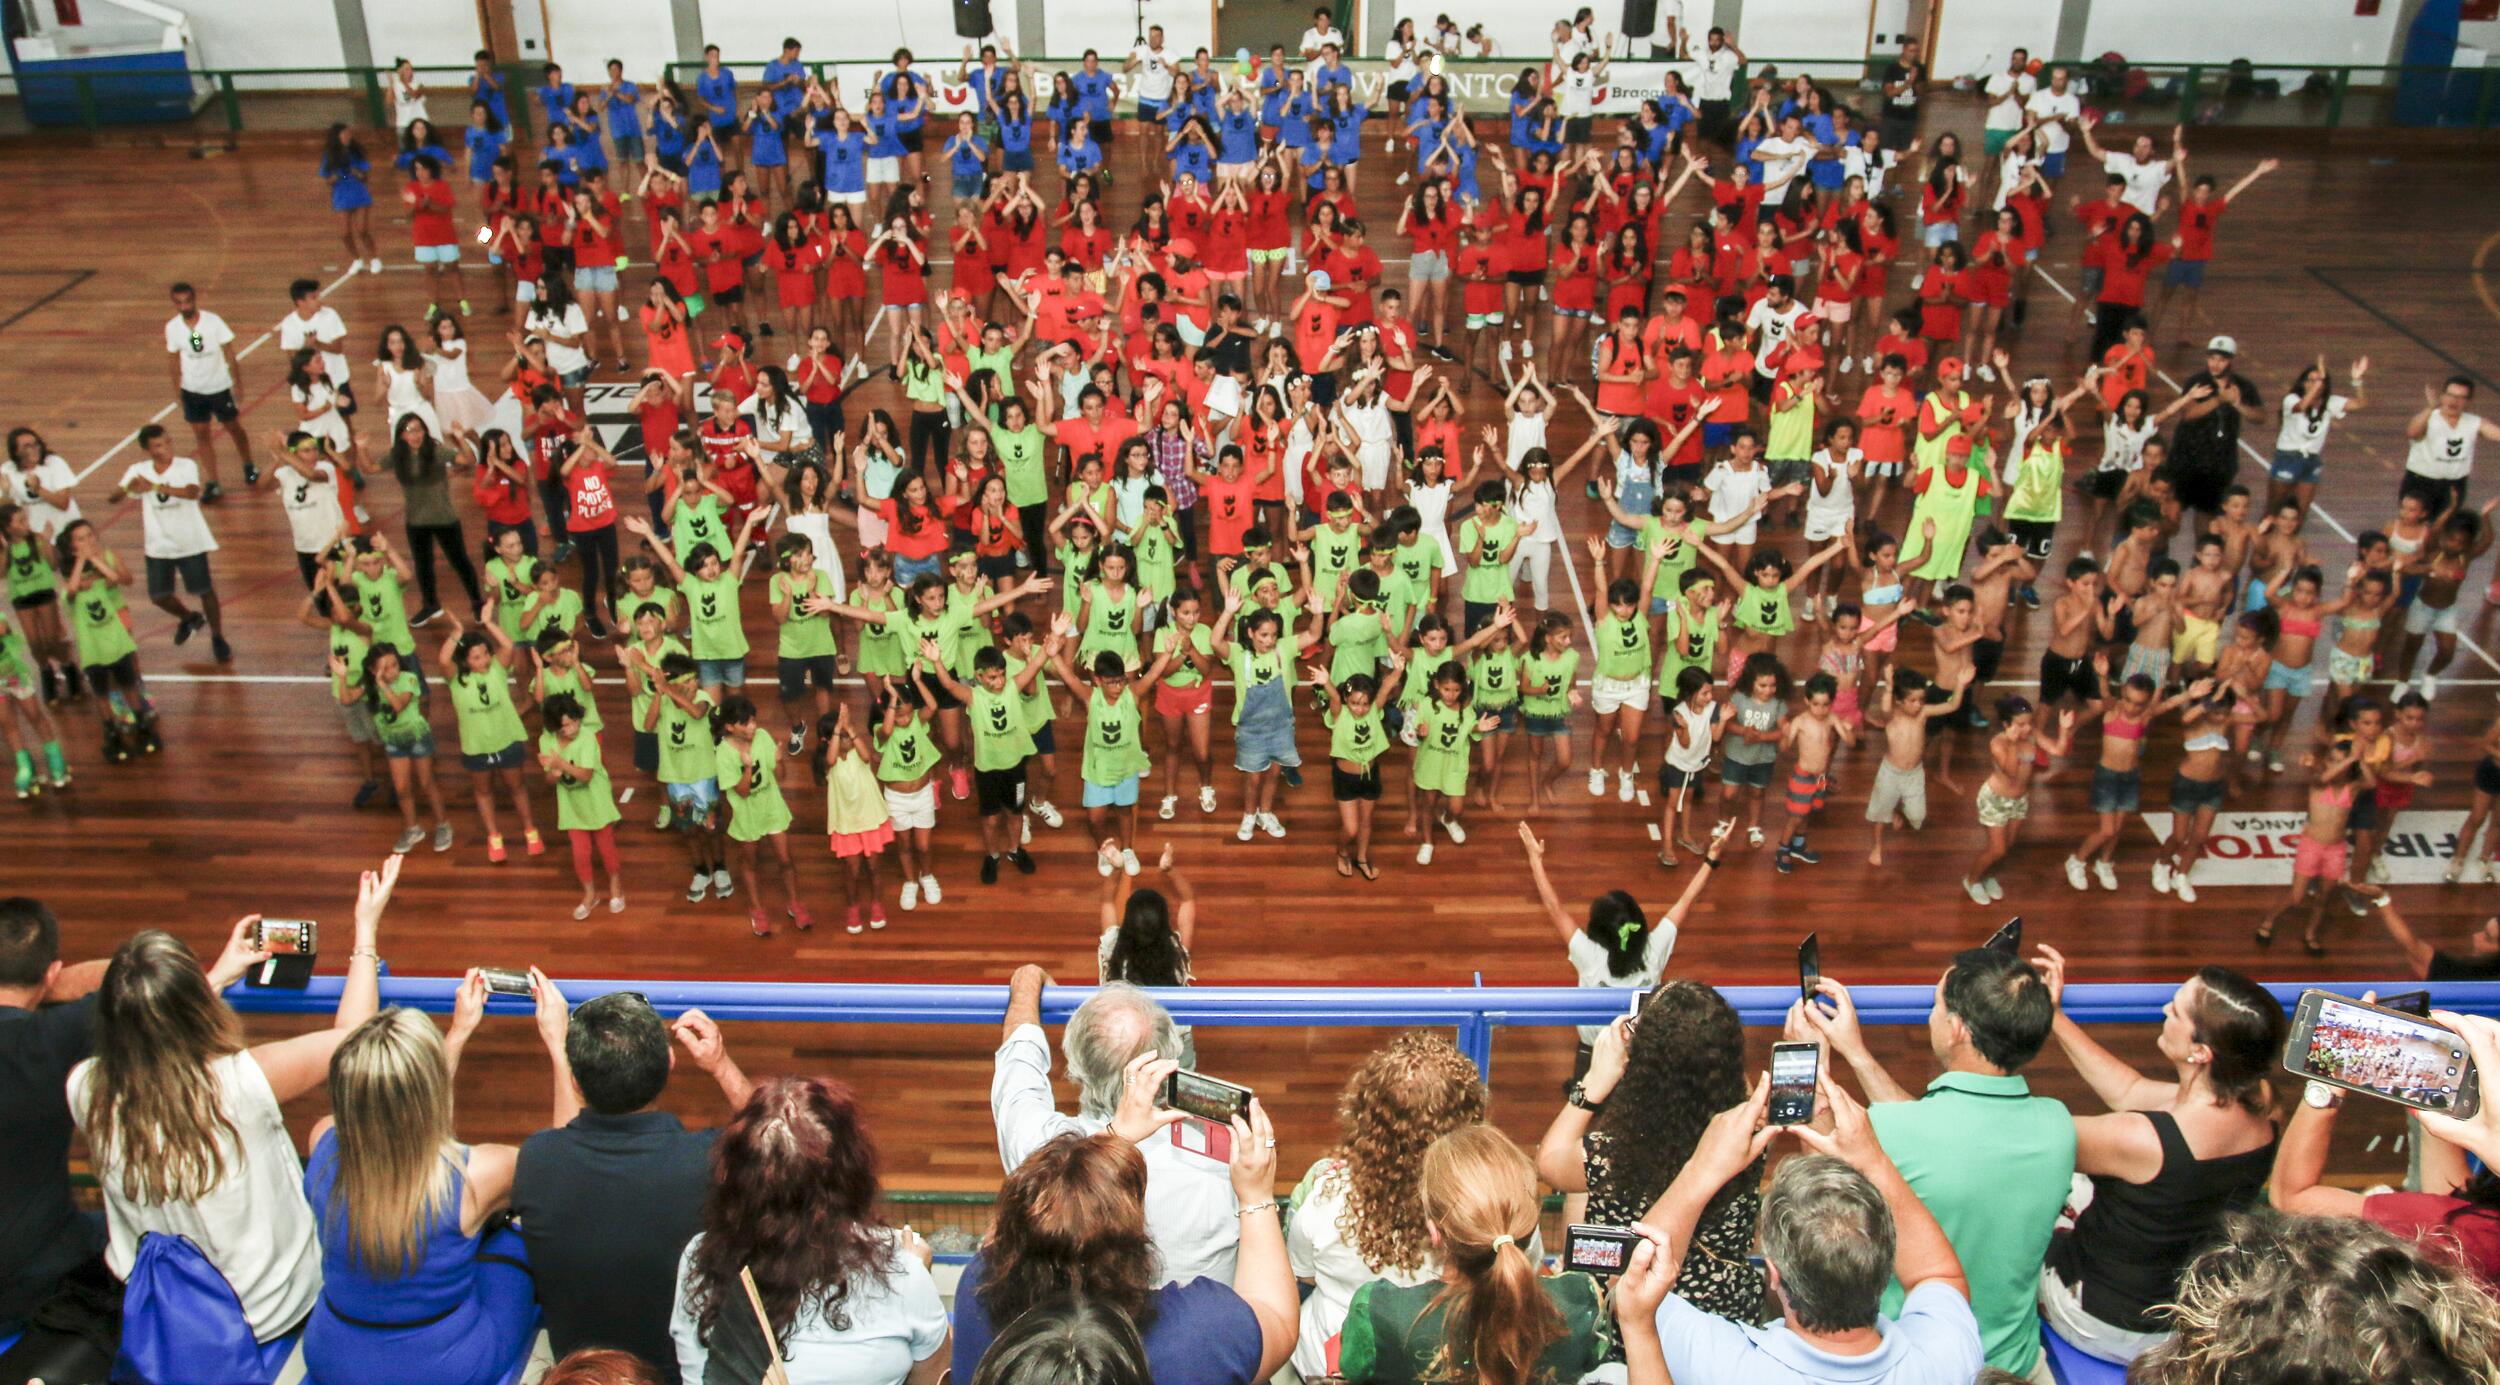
[1665,700,1717,772]
[2408,410,2480,481]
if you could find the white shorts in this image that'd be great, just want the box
[1803,506,1854,542]
[829,188,868,206]
[884,783,938,831]
[866,155,900,183]
[1592,674,1652,715]
[1711,522,1760,547]
[2404,599,2460,637]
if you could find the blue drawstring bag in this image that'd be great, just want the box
[112,1233,299,1385]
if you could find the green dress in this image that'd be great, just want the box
[450,662,527,757]
[541,729,620,831]
[1412,699,1478,795]
[1083,686,1150,786]
[715,738,792,840]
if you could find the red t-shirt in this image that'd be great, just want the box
[1052,413,1139,471]
[696,228,745,294]
[1245,190,1291,250]
[696,414,757,473]
[2075,198,2129,260]
[527,409,582,481]
[1061,224,1112,266]
[1377,315,1418,402]
[2175,195,2228,262]
[1593,335,1647,417]
[473,462,535,527]
[1871,331,1929,377]
[1164,266,1213,331]
[1198,474,1257,553]
[2363,1193,2500,1292]
[2089,239,2171,307]
[1293,298,1341,373]
[881,499,956,558]
[1407,207,1458,257]
[636,397,683,463]
[1816,248,1862,304]
[407,180,457,248]
[1701,343,1754,422]
[570,194,623,268]
[1205,208,1250,276]
[1854,384,1914,463]
[564,455,620,532]
[1328,246,1383,326]
[792,351,844,406]
[1647,377,1708,464]
[1711,180,1766,240]
[1457,241,1507,315]
[1857,231,1899,301]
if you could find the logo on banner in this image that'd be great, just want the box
[2140,810,2467,886]
[580,381,715,464]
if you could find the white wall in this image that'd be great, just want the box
[694,0,1024,67]
[2080,0,2397,67]
[361,1,478,69]
[1725,0,1871,76]
[1928,0,2057,81]
[182,0,349,88]
[546,0,679,87]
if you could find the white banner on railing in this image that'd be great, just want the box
[2139,809,2468,887]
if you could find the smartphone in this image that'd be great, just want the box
[2284,989,2480,1118]
[1563,1224,1642,1277]
[2379,990,2432,1018]
[1983,917,2022,956]
[252,919,318,956]
[1159,1069,1254,1125]
[1767,1041,1821,1126]
[478,966,535,996]
[1797,933,1821,1006]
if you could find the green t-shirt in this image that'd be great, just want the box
[994,424,1050,507]
[1336,1273,1603,1385]
[450,663,527,757]
[1224,558,1288,600]
[485,556,533,637]
[626,636,688,731]
[351,567,413,652]
[1734,581,1793,637]
[877,717,941,783]
[1227,645,1293,725]
[619,580,680,631]
[1131,516,1181,597]
[1468,647,1521,710]
[1457,513,1520,603]
[1766,385,1816,460]
[1309,522,1364,608]
[1660,601,1721,682]
[1326,702,1389,766]
[683,571,748,662]
[715,737,793,840]
[670,493,731,563]
[69,569,137,668]
[521,587,583,644]
[1391,538,1439,601]
[1326,606,1389,683]
[1413,698,1478,795]
[654,685,717,786]
[5,537,57,602]
[904,606,982,678]
[372,670,428,744]
[323,617,371,690]
[1080,583,1142,665]
[0,615,33,684]
[541,729,620,832]
[1594,612,1652,681]
[1155,622,1214,688]
[971,681,1039,771]
[1082,687,1150,785]
[1643,517,1708,595]
[2005,441,2065,524]
[1010,646,1056,732]
[851,585,909,676]
[774,568,838,659]
[540,662,602,734]
[1400,643,1455,711]
[1521,648,1579,717]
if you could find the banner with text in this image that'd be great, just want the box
[2140,809,2468,887]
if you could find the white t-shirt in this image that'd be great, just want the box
[1505,411,1550,472]
[3,454,82,539]
[2098,417,2157,474]
[1844,145,1900,198]
[1806,447,1862,531]
[120,457,219,558]
[278,306,352,385]
[2103,150,2172,216]
[668,1230,949,1385]
[1201,373,1243,423]
[2409,410,2483,481]
[1384,38,1420,85]
[1704,459,1774,543]
[1555,30,1598,65]
[1298,24,1341,57]
[276,458,347,554]
[1287,1169,1443,1378]
[68,1052,323,1342]
[1750,135,1813,203]
[1130,44,1176,102]
[1745,298,1812,372]
[1557,66,1602,118]
[1982,70,2036,131]
[166,310,237,394]
[529,303,594,375]
[1695,47,1741,102]
[1566,924,1678,1042]
[2275,393,2350,456]
[2025,88,2080,153]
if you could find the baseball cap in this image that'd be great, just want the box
[1937,355,1966,376]
[1167,237,1199,260]
[1946,435,1974,456]
[2206,334,2238,356]
[1308,269,1333,292]
[711,332,745,350]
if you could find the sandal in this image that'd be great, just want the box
[1355,858,1379,881]
[1335,853,1355,878]
[2252,921,2275,948]
[1657,853,1679,869]
[2303,925,2326,958]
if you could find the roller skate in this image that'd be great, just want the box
[137,714,162,754]
[101,720,132,764]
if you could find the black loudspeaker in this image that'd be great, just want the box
[955,0,995,39]
[1620,0,1657,40]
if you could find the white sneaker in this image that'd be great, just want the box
[2422,673,2441,700]
[1589,767,1607,796]
[1159,794,1179,820]
[1417,842,1435,865]
[2446,856,2465,883]
[1442,816,1467,844]
[1237,813,1257,842]
[901,879,921,910]
[2268,754,2286,773]
[2471,858,2495,885]
[1521,339,1534,358]
[1395,171,1410,186]
[713,869,735,900]
[2174,875,2199,903]
[2064,857,2089,891]
[1257,811,1286,839]
[1800,602,1816,623]
[1033,799,1064,827]
[1199,785,1218,813]
[2152,859,2174,893]
[1838,354,1855,374]
[687,872,711,903]
[2368,856,2392,885]
[1616,771,1634,802]
[1021,815,1033,845]
[1499,340,1514,365]
[1976,363,1997,382]
[1098,850,1116,876]
[2093,859,2118,891]
[1964,878,1991,904]
[1983,876,2004,901]
[1824,595,1839,617]
[1862,354,1878,373]
[1121,848,1141,876]
[921,873,942,904]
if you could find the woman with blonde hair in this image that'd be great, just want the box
[68,858,403,1348]
[300,967,566,1384]
[1336,1125,1604,1385]
[1287,1030,1491,1378]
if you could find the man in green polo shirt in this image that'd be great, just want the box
[1794,948,2073,1383]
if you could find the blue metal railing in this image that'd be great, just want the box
[223,977,2500,1078]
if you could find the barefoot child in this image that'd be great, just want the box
[1774,671,1857,873]
[537,691,626,920]
[1718,653,1791,847]
[2151,684,2235,902]
[1657,668,1726,866]
[1961,695,2074,904]
[1519,612,1583,809]
[1864,666,1972,866]
[2064,665,2213,893]
[715,694,807,936]
[2256,739,2376,956]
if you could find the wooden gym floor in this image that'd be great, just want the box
[3,104,2497,1182]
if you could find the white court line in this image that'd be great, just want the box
[70,263,367,486]
[138,671,2500,690]
[2027,260,2500,678]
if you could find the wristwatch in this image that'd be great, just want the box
[1567,1081,1607,1114]
[2303,1080,2343,1110]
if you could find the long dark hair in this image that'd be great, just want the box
[686,1078,891,1348]
[1596,981,1762,1223]
[1103,892,1186,986]
[387,416,449,485]
[321,122,368,178]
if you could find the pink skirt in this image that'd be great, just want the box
[830,823,895,858]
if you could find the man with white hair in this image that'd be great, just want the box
[990,964,1240,1284]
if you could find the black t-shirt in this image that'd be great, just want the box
[1202,324,1255,379]
[1881,60,1924,116]
[0,996,104,1321]
[2164,368,2257,505]
[2429,950,2500,981]
[511,1109,719,1371]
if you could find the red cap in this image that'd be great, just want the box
[1167,237,1199,260]
[1946,435,1974,456]
[1782,346,1824,373]
[1937,356,1965,376]
[712,333,744,350]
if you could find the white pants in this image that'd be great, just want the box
[2037,1263,2167,1366]
[1511,541,1555,608]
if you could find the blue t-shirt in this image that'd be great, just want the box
[951,1261,1262,1385]
[604,82,642,138]
[1072,69,1117,121]
[948,133,989,178]
[999,110,1034,155]
[537,82,575,131]
[567,117,608,172]
[970,64,1012,114]
[1217,108,1259,163]
[395,140,449,176]
[745,109,786,167]
[866,113,906,160]
[1641,121,1674,166]
[762,57,807,118]
[470,72,508,126]
[1266,89,1313,147]
[1057,132,1102,175]
[687,139,723,195]
[1655,1280,1985,1385]
[1171,137,1214,184]
[1046,98,1084,135]
[652,109,685,159]
[464,125,506,182]
[1312,61,1353,95]
[695,68,738,128]
[1329,101,1368,150]
[1509,91,1541,146]
[882,71,931,132]
[821,129,868,193]
[1407,113,1447,169]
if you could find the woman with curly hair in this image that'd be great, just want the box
[667,1077,950,1383]
[1285,1031,1489,1378]
[2132,1210,2500,1384]
[1535,979,1769,1326]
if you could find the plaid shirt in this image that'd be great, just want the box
[1146,428,1204,510]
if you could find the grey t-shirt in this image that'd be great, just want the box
[1724,693,1787,766]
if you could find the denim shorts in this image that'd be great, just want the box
[952,172,984,200]
[696,657,748,687]
[666,777,721,825]
[2269,448,2322,486]
[1082,772,1141,808]
[894,552,944,585]
[414,242,461,265]
[1409,249,1450,281]
[2265,658,2315,696]
[1720,757,1774,790]
[383,729,436,760]
[1921,220,1959,249]
[2088,765,2142,814]
[572,263,619,294]
[2163,259,2208,289]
